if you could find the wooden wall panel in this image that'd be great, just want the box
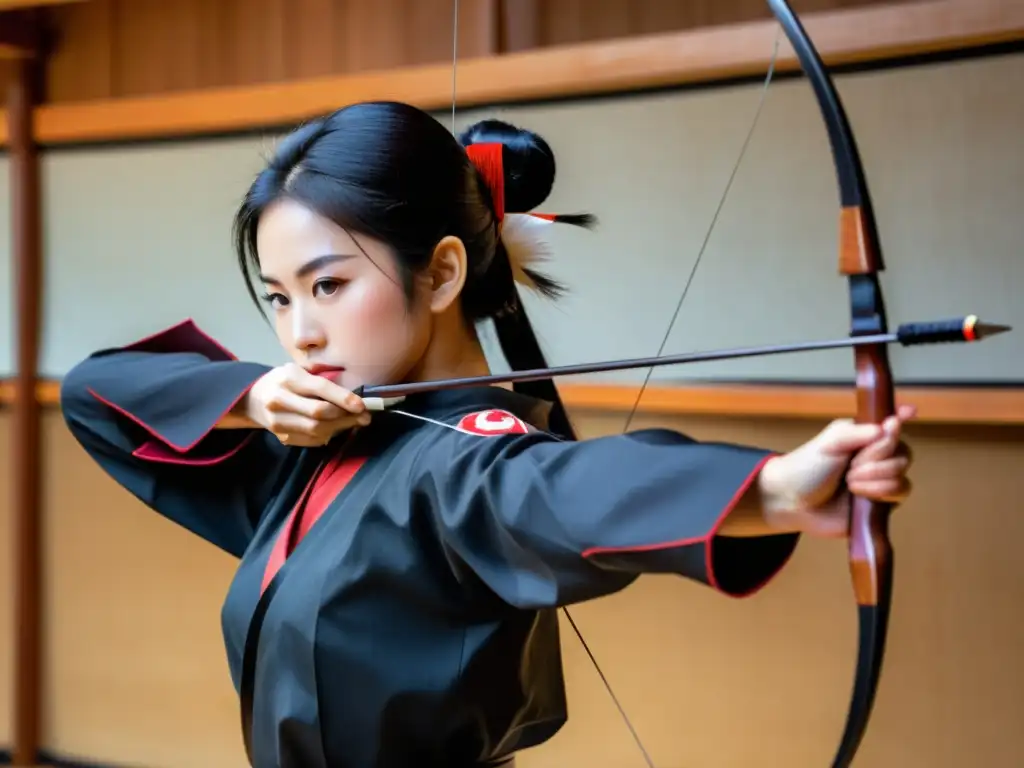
[534,0,890,47]
[37,0,898,104]
[43,0,500,103]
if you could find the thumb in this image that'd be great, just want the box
[815,418,886,457]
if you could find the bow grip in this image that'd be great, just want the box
[849,333,896,608]
[842,205,897,609]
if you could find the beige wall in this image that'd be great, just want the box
[0,410,1021,767]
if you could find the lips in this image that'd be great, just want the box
[306,365,345,380]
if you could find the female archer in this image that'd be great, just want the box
[60,100,913,768]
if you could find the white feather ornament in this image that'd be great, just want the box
[499,213,555,292]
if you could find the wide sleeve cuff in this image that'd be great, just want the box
[80,319,272,465]
[581,452,798,598]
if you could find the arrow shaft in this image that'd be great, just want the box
[360,332,897,398]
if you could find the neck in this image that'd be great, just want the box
[407,310,491,385]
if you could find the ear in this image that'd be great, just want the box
[426,235,468,314]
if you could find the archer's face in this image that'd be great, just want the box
[255,198,433,391]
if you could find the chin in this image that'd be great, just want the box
[346,364,411,393]
[340,369,390,392]
[338,372,365,392]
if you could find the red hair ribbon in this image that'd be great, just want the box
[466,143,505,227]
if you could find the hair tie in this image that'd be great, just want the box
[466,143,505,227]
[466,143,593,297]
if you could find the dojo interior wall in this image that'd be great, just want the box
[0,50,1022,767]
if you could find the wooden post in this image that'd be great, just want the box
[4,10,44,765]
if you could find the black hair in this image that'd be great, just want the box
[232,100,593,438]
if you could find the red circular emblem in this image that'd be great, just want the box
[456,409,530,436]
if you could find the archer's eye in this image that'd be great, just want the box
[262,292,289,309]
[314,279,344,298]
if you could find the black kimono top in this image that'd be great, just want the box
[59,319,800,768]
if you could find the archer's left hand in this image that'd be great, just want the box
[759,404,916,538]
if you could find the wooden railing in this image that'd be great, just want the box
[4,379,1022,425]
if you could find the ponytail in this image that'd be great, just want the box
[489,237,577,440]
[459,119,594,441]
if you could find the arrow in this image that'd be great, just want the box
[355,315,1009,401]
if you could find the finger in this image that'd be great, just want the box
[274,420,367,447]
[287,371,365,414]
[821,404,915,452]
[266,412,329,439]
[275,432,330,448]
[267,411,369,439]
[849,426,901,467]
[895,403,918,422]
[879,407,917,439]
[315,412,372,435]
[846,477,912,503]
[849,410,914,466]
[856,438,913,468]
[817,419,885,456]
[845,455,911,483]
[265,389,346,421]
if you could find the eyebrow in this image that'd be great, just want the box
[259,253,355,285]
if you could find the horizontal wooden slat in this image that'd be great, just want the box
[558,382,1024,425]
[0,379,60,403]
[5,379,1023,425]
[0,0,84,8]
[1,0,1021,146]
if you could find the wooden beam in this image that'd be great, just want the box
[557,382,1024,426]
[7,52,44,767]
[0,0,85,9]
[0,0,1019,146]
[0,9,45,58]
[5,379,1023,426]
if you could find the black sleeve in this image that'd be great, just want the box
[416,424,799,609]
[60,319,293,558]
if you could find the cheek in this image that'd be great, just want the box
[348,280,409,327]
[338,280,430,371]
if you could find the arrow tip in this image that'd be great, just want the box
[970,319,1012,340]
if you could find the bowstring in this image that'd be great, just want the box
[451,0,459,133]
[619,29,782,437]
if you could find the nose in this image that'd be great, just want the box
[291,307,327,352]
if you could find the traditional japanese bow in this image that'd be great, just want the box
[762,5,892,764]
[611,2,900,762]
[608,2,898,763]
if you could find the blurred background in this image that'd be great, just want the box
[0,0,1022,766]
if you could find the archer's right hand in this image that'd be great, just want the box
[244,364,370,447]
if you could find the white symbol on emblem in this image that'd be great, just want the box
[458,410,528,435]
[475,411,517,432]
